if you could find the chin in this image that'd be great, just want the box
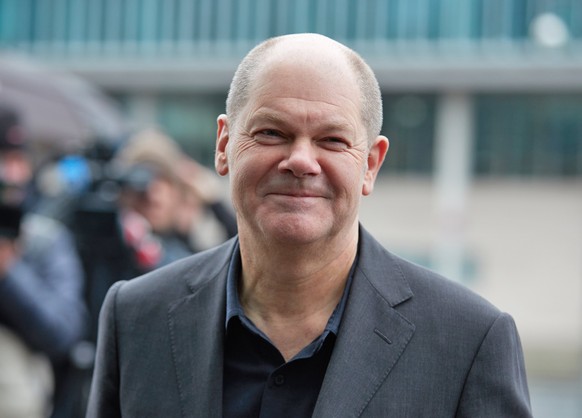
[260,216,331,245]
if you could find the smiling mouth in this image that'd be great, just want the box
[276,192,315,196]
[265,193,326,207]
[268,191,324,199]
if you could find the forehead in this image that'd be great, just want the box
[241,50,362,126]
[259,43,358,96]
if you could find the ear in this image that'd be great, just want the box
[362,135,389,196]
[215,114,230,176]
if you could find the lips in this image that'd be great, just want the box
[268,190,322,198]
[263,184,331,200]
[259,177,331,200]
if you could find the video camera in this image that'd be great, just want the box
[0,181,27,238]
[0,203,22,238]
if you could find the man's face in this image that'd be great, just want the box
[0,149,31,187]
[124,176,181,234]
[216,50,387,246]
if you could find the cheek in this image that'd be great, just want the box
[325,156,366,193]
[230,144,276,185]
[228,156,259,211]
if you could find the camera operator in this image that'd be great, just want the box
[114,128,237,272]
[0,105,88,418]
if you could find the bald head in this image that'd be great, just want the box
[226,34,383,143]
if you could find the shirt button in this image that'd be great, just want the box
[273,374,285,386]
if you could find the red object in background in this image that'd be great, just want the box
[120,210,162,271]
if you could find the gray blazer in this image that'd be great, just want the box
[86,227,532,417]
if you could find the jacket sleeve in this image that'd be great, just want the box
[0,219,87,361]
[456,312,532,417]
[86,281,124,418]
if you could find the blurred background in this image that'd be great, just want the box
[1,0,581,416]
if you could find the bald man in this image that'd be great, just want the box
[87,34,531,418]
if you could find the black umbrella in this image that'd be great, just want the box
[0,54,127,158]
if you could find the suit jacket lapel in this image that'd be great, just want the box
[313,228,416,418]
[167,251,231,418]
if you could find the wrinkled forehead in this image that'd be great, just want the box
[248,42,362,111]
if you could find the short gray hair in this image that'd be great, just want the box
[225,34,383,143]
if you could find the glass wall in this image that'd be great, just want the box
[157,93,226,166]
[475,94,582,177]
[1,0,580,58]
[381,94,436,175]
[380,93,582,178]
[113,92,226,166]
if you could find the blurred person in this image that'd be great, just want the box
[175,157,237,252]
[114,128,236,272]
[87,34,531,417]
[0,105,88,417]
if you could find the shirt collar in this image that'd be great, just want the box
[225,241,245,326]
[225,241,358,336]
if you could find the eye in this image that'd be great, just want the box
[255,129,286,144]
[260,129,280,137]
[320,137,349,150]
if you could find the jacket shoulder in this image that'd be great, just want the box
[358,226,501,322]
[114,237,236,305]
[395,253,500,318]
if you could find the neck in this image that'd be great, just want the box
[236,224,359,360]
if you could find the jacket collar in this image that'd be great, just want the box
[313,226,416,417]
[166,238,237,418]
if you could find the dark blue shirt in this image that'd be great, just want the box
[223,243,356,418]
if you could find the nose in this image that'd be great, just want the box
[278,139,321,177]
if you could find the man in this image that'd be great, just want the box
[0,104,88,417]
[87,34,531,417]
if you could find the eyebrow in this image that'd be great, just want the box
[248,111,286,126]
[248,110,354,134]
